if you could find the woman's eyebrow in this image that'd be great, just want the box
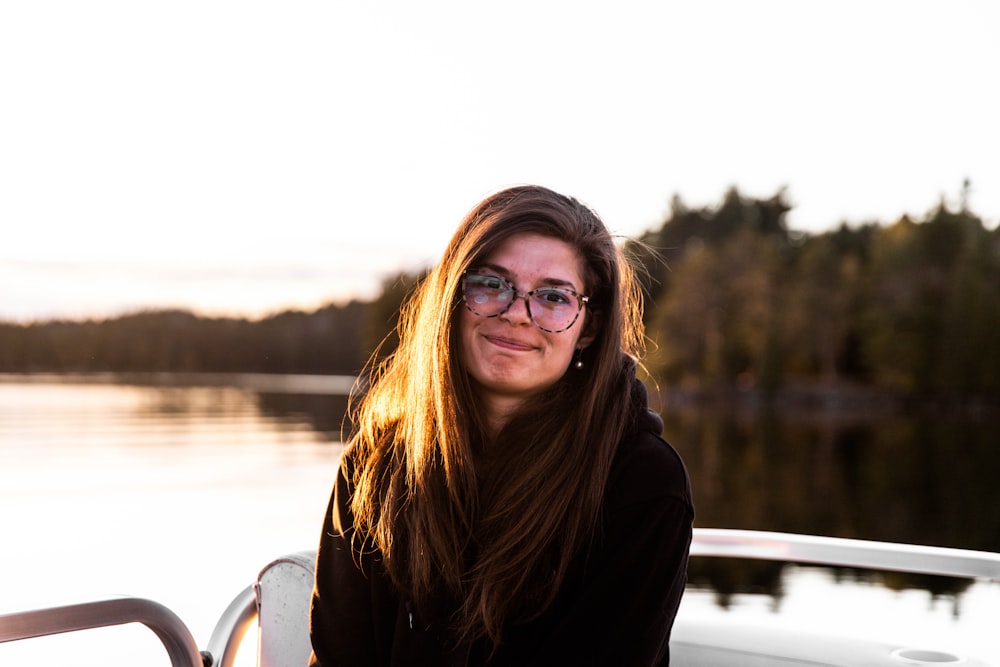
[477,261,509,276]
[477,262,579,290]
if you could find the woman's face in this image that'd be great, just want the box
[458,233,594,419]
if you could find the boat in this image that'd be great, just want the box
[2,529,998,666]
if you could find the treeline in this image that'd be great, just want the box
[631,187,1000,401]
[0,300,373,375]
[0,266,431,375]
[2,187,998,403]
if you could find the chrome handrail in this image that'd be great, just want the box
[203,585,257,667]
[0,596,204,667]
[690,528,1000,581]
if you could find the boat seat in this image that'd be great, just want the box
[256,551,316,667]
[204,551,316,667]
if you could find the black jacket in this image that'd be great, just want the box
[309,386,693,666]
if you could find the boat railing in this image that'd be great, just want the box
[0,596,205,667]
[2,530,998,667]
[690,528,1000,580]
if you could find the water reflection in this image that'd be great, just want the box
[257,392,352,442]
[0,375,343,667]
[659,405,1000,608]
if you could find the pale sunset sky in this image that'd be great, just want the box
[2,0,997,322]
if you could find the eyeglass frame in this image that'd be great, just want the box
[460,270,590,333]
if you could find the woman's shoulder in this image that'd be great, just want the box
[605,411,693,513]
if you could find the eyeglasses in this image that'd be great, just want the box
[461,270,589,333]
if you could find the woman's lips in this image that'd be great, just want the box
[485,334,535,351]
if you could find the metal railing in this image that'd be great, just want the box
[203,586,256,667]
[690,528,1000,580]
[0,596,205,667]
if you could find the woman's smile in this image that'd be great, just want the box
[483,333,536,351]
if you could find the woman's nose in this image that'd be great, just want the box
[500,293,532,325]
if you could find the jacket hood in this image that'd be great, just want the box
[626,364,663,436]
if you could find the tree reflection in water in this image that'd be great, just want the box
[663,403,1000,608]
[257,391,352,443]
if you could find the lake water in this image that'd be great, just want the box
[0,375,996,665]
[0,375,344,666]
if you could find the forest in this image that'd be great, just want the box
[3,187,998,408]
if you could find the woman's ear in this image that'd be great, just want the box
[576,310,600,350]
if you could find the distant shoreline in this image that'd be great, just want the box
[4,372,997,420]
[0,371,359,396]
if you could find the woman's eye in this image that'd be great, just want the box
[539,290,572,305]
[469,274,505,290]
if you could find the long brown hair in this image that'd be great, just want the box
[341,185,645,647]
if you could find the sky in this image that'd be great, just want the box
[2,0,998,322]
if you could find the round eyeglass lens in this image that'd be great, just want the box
[528,291,577,330]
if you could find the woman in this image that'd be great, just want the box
[309,185,693,666]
